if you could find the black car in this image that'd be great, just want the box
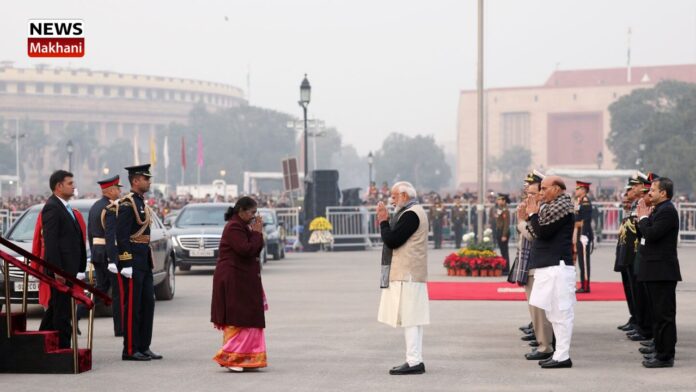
[0,199,176,304]
[259,208,286,260]
[169,203,267,272]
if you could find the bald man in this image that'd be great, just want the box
[525,176,577,369]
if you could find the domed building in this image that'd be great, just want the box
[0,62,245,194]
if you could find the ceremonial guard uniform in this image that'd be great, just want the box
[615,182,639,331]
[494,193,511,273]
[85,175,123,336]
[451,197,467,249]
[574,181,594,293]
[429,200,445,249]
[117,164,161,361]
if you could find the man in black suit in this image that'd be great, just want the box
[39,170,87,349]
[636,177,681,368]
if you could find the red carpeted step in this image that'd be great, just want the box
[0,312,27,333]
[14,330,60,352]
[46,348,92,373]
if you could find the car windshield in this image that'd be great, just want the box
[6,206,90,242]
[259,211,275,225]
[176,207,227,227]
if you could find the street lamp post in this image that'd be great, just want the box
[12,119,26,197]
[66,140,74,173]
[367,151,374,186]
[298,75,312,236]
[596,151,603,195]
[637,143,646,172]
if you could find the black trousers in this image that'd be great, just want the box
[76,263,123,335]
[496,235,509,273]
[433,222,443,249]
[633,278,653,338]
[122,268,155,355]
[453,223,464,249]
[645,281,678,361]
[619,267,636,324]
[40,287,73,348]
[576,240,591,291]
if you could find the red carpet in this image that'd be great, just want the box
[427,281,626,301]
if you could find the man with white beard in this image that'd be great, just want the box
[376,181,430,375]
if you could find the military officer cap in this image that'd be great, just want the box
[524,169,545,184]
[646,172,659,183]
[97,175,123,189]
[124,164,153,178]
[496,193,510,204]
[627,171,648,186]
[576,181,591,191]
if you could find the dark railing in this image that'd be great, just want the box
[0,236,111,374]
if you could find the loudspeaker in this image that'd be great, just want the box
[304,170,340,219]
[342,188,362,206]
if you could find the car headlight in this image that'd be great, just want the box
[171,236,181,247]
[267,230,279,240]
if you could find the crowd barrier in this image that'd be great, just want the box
[4,202,696,247]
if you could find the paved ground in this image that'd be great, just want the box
[4,244,696,391]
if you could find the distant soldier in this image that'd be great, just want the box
[429,197,445,249]
[451,195,467,249]
[495,193,511,273]
[574,181,594,293]
[117,164,162,361]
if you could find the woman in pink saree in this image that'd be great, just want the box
[211,197,267,372]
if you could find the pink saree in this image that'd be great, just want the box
[212,290,268,369]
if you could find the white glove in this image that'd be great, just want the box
[121,267,133,279]
[76,272,86,280]
[580,235,589,247]
[107,263,118,274]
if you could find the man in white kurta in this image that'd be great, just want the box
[376,181,430,375]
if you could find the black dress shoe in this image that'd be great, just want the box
[521,334,536,341]
[389,362,425,375]
[526,351,553,360]
[628,333,651,342]
[528,340,539,347]
[640,341,655,347]
[642,358,673,368]
[620,324,635,332]
[643,353,656,360]
[575,288,586,294]
[519,322,533,331]
[521,328,534,335]
[541,358,572,369]
[538,357,554,366]
[122,352,151,361]
[639,347,655,355]
[143,350,163,360]
[617,321,631,330]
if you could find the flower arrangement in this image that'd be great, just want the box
[308,216,334,246]
[443,230,506,277]
[309,217,333,231]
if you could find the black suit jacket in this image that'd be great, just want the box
[528,211,574,269]
[41,194,87,276]
[637,200,681,282]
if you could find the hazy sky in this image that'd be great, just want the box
[3,0,695,155]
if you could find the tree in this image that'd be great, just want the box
[489,146,532,192]
[373,133,451,191]
[608,81,696,193]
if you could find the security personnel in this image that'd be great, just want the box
[574,181,594,293]
[494,193,511,273]
[451,195,467,249]
[117,164,162,361]
[430,196,445,249]
[80,175,123,336]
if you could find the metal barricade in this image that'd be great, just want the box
[677,203,696,243]
[594,202,623,241]
[325,206,372,248]
[0,209,9,236]
[275,207,300,247]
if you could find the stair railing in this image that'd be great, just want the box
[0,236,111,374]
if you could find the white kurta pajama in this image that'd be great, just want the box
[529,261,577,361]
[378,203,430,367]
